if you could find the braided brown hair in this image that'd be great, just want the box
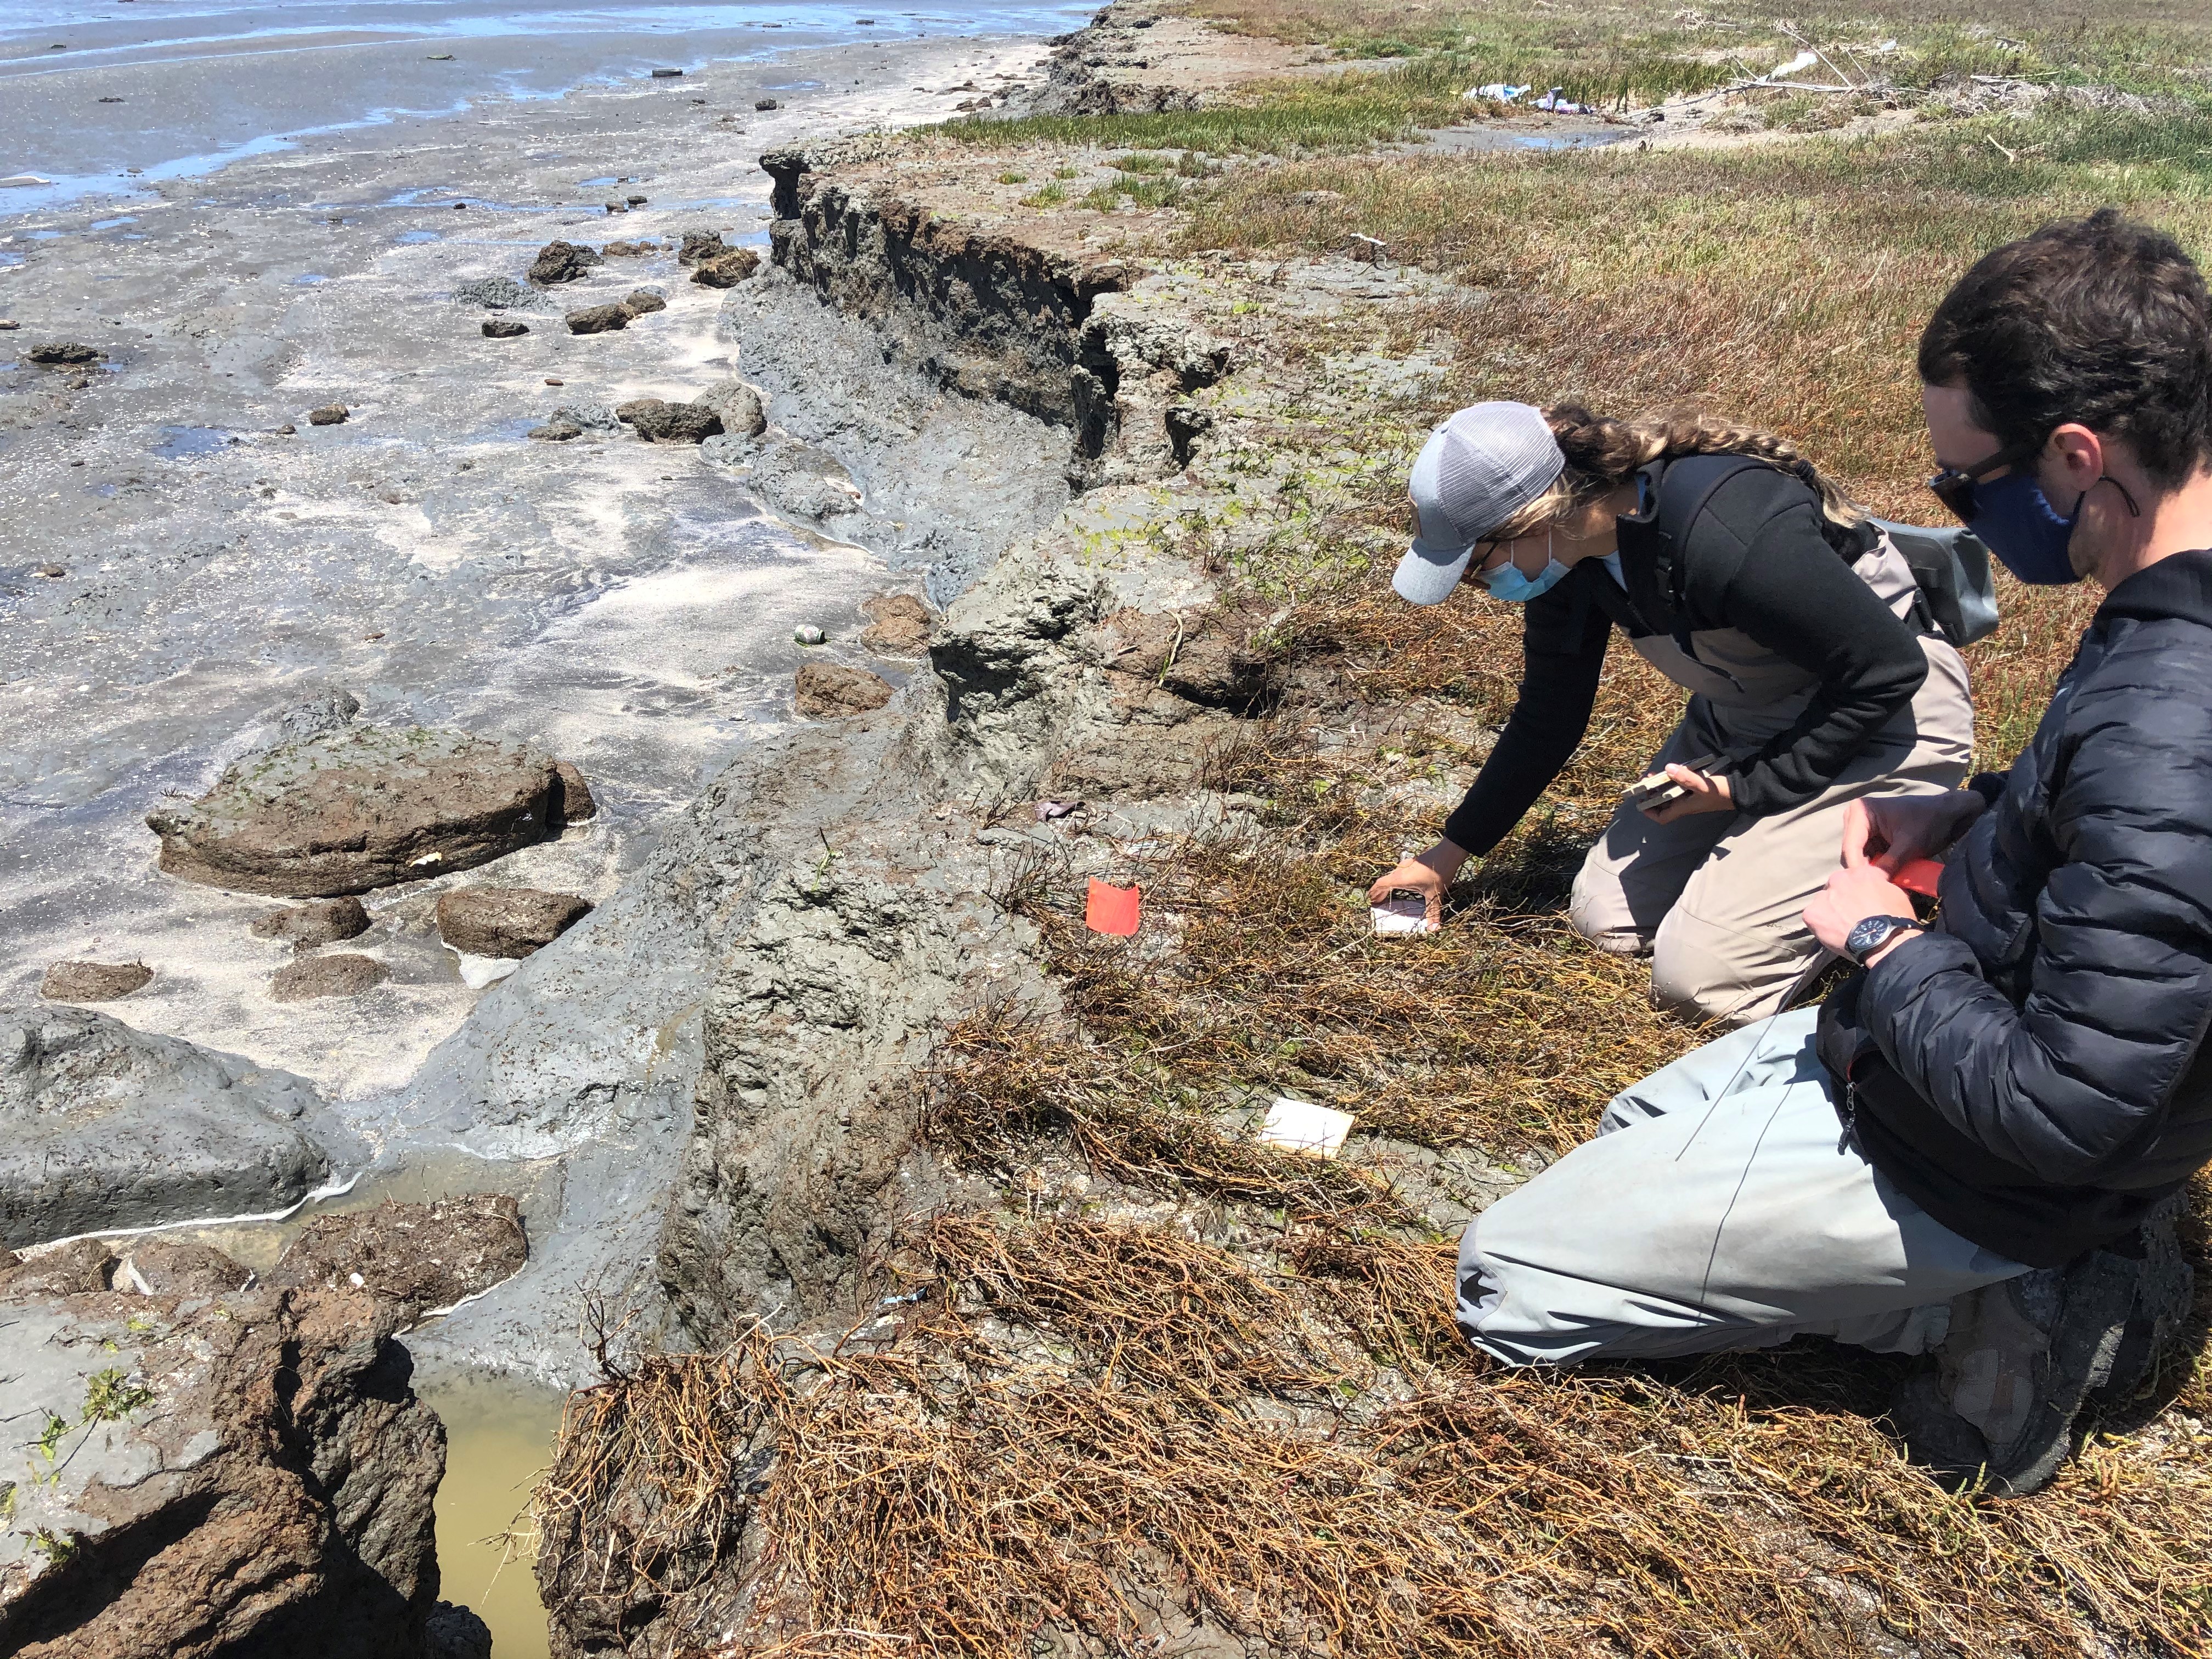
[1486,404,1865,540]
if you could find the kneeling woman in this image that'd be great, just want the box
[1368,402,1972,1026]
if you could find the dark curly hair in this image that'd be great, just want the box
[1918,208,2212,488]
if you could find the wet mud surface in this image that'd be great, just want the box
[1,32,1052,1095]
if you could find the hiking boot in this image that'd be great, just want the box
[2089,1192,2195,1412]
[1891,1249,2139,1495]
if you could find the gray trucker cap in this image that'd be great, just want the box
[1391,402,1567,605]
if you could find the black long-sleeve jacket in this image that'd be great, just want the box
[1441,466,1930,857]
[1820,550,2212,1266]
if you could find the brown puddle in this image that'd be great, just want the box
[416,1370,567,1659]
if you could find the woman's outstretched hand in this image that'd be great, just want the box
[1641,765,1734,824]
[1368,839,1471,928]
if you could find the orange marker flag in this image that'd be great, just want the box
[1085,878,1141,936]
[1894,858,1945,899]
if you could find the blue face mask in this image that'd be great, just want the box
[1965,469,2085,586]
[1474,530,1570,603]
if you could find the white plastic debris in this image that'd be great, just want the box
[1372,896,1437,936]
[1769,49,1820,79]
[1466,82,1530,102]
[794,624,826,645]
[0,176,54,189]
[1257,1097,1356,1160]
[1533,87,1593,112]
[449,949,521,989]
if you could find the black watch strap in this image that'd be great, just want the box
[1846,915,1923,967]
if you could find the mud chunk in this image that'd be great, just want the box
[268,687,360,746]
[2,1284,442,1656]
[427,1603,495,1659]
[0,1006,330,1247]
[676,228,727,264]
[741,439,862,520]
[276,422,296,435]
[794,662,895,717]
[625,194,648,206]
[691,247,760,287]
[250,896,371,950]
[146,724,562,896]
[551,402,623,433]
[565,302,631,334]
[604,200,627,214]
[755,97,780,110]
[307,403,349,425]
[620,287,667,315]
[601,239,657,256]
[435,887,592,958]
[614,397,722,443]
[26,341,104,365]
[482,316,529,338]
[272,1193,528,1322]
[860,592,934,656]
[0,1239,117,1300]
[651,67,684,77]
[116,1238,254,1296]
[697,377,767,438]
[552,758,597,823]
[452,274,541,308]
[40,961,152,1002]
[529,417,583,441]
[529,238,604,284]
[270,953,388,1001]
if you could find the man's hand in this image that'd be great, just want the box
[1841,789,1985,873]
[1805,825,1921,965]
[1368,838,1470,928]
[1643,764,1734,825]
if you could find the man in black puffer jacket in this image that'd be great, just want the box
[1456,209,2212,1496]
[1808,208,2212,1488]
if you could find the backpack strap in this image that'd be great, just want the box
[1616,453,1776,660]
[1648,453,1778,624]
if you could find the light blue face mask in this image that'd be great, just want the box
[1474,529,1569,603]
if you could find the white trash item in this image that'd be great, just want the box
[449,948,521,989]
[1372,896,1437,936]
[1257,1097,1356,1160]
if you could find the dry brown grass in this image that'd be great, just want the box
[544,1202,2212,1657]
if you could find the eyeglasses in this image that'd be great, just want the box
[1926,438,2042,523]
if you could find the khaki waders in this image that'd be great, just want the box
[1567,534,1975,1027]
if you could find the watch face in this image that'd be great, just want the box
[1847,916,1910,963]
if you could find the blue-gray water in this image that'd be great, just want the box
[0,0,1086,215]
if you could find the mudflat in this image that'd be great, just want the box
[0,22,1059,1096]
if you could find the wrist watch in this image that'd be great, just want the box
[1844,914,1923,967]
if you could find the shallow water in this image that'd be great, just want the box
[0,0,1091,216]
[415,1370,568,1659]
